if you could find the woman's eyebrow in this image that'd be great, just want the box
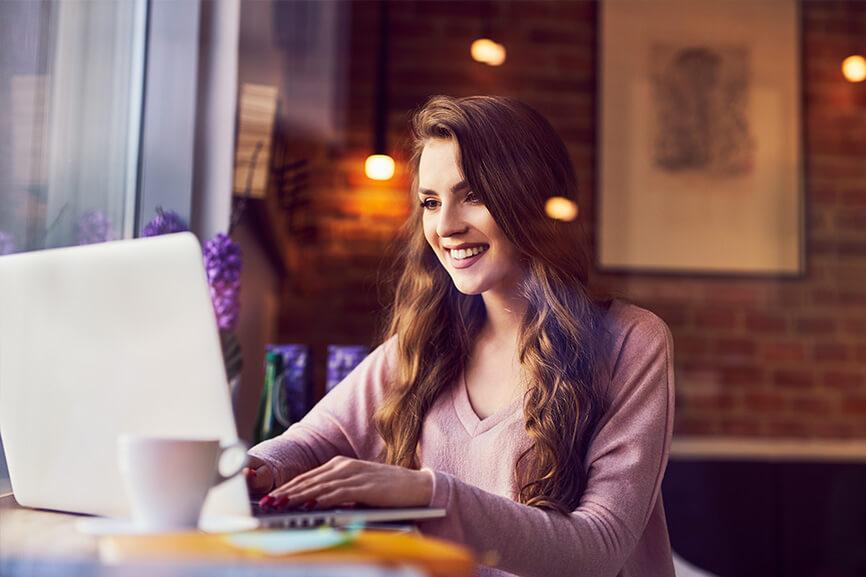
[418,180,469,196]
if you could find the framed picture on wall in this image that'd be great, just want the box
[597,0,804,276]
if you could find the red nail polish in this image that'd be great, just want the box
[259,495,273,507]
[302,499,317,511]
[274,495,289,508]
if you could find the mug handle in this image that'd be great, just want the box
[213,440,249,485]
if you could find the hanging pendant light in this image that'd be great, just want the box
[365,154,395,181]
[470,2,506,66]
[471,38,506,66]
[365,0,394,181]
[842,54,866,83]
[545,196,579,222]
[841,1,865,83]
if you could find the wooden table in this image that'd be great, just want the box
[0,494,475,577]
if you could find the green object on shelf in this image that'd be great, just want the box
[253,351,284,444]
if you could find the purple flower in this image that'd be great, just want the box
[0,231,16,256]
[76,211,115,245]
[142,207,189,237]
[203,233,242,331]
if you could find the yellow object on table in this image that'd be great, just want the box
[98,529,476,577]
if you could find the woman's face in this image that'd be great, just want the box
[418,138,523,296]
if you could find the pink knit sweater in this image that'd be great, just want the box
[249,299,676,577]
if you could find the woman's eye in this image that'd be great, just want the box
[420,198,439,210]
[465,191,482,204]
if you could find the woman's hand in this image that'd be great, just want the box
[243,455,275,496]
[260,456,433,510]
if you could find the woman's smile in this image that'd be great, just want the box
[447,244,490,269]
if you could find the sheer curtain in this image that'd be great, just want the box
[0,0,145,254]
[0,0,147,491]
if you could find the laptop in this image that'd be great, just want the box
[0,233,444,530]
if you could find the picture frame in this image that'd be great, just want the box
[597,0,804,276]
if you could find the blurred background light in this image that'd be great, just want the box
[364,154,395,181]
[842,54,866,82]
[471,38,506,66]
[545,196,579,222]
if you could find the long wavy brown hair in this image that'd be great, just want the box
[373,95,611,514]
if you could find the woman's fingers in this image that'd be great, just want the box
[270,464,357,500]
[260,458,429,510]
[243,456,275,495]
[283,478,366,509]
[279,480,340,508]
[309,486,364,509]
[275,456,352,495]
[248,470,273,494]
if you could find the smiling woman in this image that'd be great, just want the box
[417,139,523,298]
[246,95,676,577]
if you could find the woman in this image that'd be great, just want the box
[245,95,676,577]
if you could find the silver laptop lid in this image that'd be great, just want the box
[0,233,250,519]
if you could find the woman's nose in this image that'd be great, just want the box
[435,202,468,238]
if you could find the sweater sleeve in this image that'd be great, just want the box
[417,313,676,577]
[247,336,396,488]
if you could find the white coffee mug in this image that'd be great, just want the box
[117,434,248,530]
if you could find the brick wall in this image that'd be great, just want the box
[272,0,866,438]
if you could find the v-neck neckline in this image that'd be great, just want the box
[452,370,523,437]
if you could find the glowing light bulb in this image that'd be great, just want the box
[487,42,506,66]
[842,55,866,83]
[365,154,395,181]
[545,196,579,222]
[471,38,507,66]
[471,38,499,64]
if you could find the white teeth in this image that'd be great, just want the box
[450,245,488,260]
